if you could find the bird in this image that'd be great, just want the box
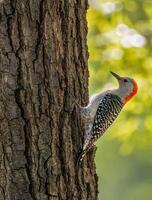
[78,71,138,164]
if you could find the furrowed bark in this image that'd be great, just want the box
[0,0,98,199]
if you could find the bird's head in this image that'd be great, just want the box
[110,71,138,104]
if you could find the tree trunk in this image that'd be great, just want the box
[0,0,98,199]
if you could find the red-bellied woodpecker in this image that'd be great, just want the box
[78,71,138,164]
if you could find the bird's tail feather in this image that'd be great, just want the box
[77,149,86,167]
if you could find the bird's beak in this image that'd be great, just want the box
[110,71,121,81]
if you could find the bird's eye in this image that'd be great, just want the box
[124,79,128,83]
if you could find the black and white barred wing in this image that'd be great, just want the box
[83,94,123,151]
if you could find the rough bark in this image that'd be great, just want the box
[0,0,98,199]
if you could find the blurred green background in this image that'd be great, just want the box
[87,0,152,199]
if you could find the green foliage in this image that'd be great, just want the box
[87,0,152,199]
